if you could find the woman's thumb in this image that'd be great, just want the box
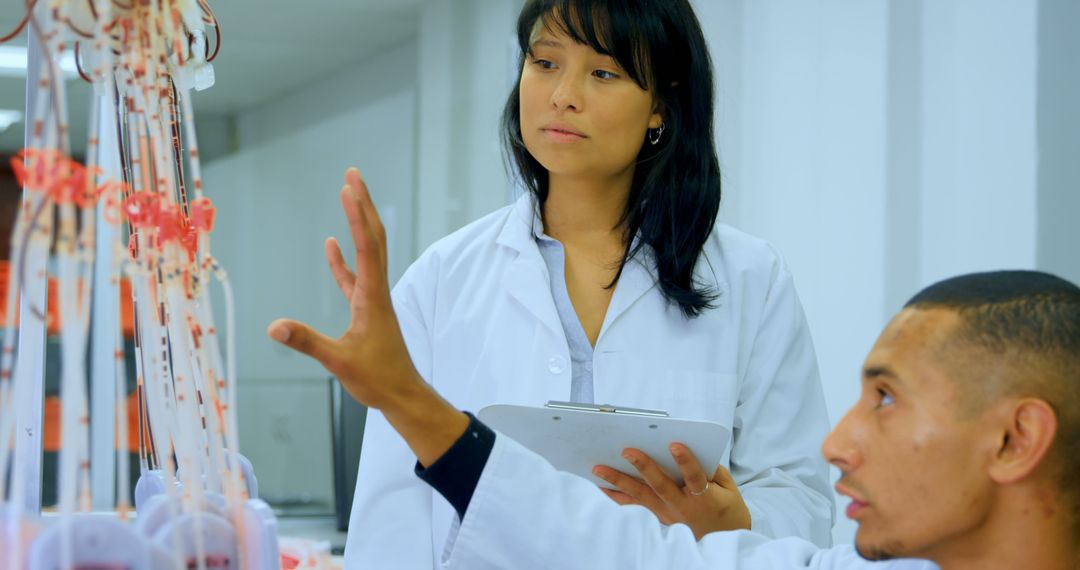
[267,319,337,368]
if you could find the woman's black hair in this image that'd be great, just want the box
[503,0,722,318]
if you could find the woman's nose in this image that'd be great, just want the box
[551,74,583,112]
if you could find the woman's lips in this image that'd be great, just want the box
[541,122,587,143]
[542,128,587,143]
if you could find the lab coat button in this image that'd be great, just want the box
[547,356,566,374]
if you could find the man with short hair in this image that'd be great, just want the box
[820,272,1080,568]
[269,172,1079,569]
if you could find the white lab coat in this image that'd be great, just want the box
[344,195,835,567]
[440,434,938,570]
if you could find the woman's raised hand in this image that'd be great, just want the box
[266,168,413,408]
[593,443,751,540]
[266,168,468,466]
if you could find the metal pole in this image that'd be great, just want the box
[14,28,48,515]
[90,91,120,510]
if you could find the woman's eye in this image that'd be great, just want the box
[593,69,619,80]
[532,59,556,70]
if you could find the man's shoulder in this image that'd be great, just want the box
[731,537,939,570]
[811,544,937,569]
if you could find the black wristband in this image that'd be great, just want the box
[414,412,497,520]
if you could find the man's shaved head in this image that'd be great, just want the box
[903,270,1080,518]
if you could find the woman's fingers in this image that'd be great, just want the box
[593,465,656,505]
[599,487,637,507]
[338,179,383,286]
[711,462,739,490]
[669,442,710,496]
[324,237,356,299]
[598,488,675,525]
[621,449,682,505]
[339,183,375,260]
[337,179,390,327]
[344,168,387,273]
[346,168,386,247]
[595,467,675,524]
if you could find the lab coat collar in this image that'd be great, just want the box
[493,193,546,253]
[495,194,659,345]
[597,251,657,345]
[496,195,564,340]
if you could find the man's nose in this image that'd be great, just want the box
[822,410,862,472]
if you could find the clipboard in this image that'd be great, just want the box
[477,401,729,488]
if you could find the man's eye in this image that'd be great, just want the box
[593,69,619,80]
[877,388,895,407]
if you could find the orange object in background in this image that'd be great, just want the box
[1,259,141,453]
[0,260,135,337]
[42,396,62,451]
[41,392,145,453]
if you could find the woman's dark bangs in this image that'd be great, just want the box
[519,0,653,90]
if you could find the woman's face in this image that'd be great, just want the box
[519,24,662,183]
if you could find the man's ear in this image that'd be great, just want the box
[987,398,1058,485]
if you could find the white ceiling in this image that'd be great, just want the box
[0,0,427,157]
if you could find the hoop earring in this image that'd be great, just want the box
[648,123,666,145]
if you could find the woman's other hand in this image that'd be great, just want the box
[593,443,751,540]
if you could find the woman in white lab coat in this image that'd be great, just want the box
[343,0,834,566]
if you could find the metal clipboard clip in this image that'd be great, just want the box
[544,400,670,418]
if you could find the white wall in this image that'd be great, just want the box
[202,41,418,508]
[415,0,523,252]
[917,1,1038,286]
[695,0,1050,545]
[204,41,418,382]
[203,0,529,384]
[1036,0,1080,287]
[710,0,890,544]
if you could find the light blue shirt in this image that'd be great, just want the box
[531,210,596,404]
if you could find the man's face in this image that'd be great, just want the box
[822,308,1001,560]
